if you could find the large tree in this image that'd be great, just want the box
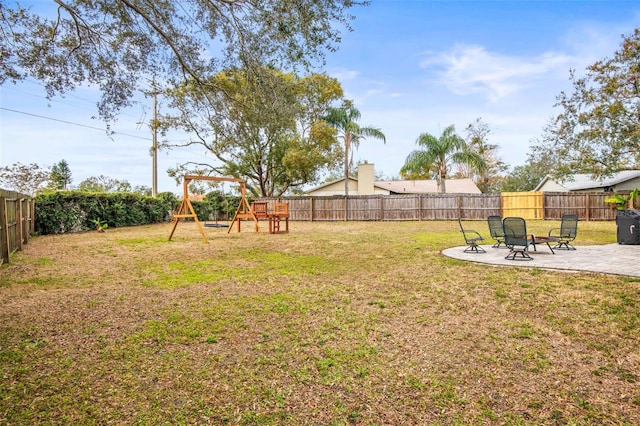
[77,175,151,194]
[499,164,547,192]
[0,162,50,195]
[49,159,73,190]
[322,100,386,196]
[459,118,507,193]
[533,28,640,180]
[162,68,344,196]
[0,0,365,121]
[401,124,485,193]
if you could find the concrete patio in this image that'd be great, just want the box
[442,243,640,277]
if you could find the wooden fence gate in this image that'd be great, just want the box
[0,189,34,265]
[501,192,544,219]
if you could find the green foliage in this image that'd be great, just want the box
[190,192,242,222]
[0,162,50,195]
[533,28,640,179]
[32,189,248,234]
[91,218,109,232]
[205,191,241,220]
[401,124,485,193]
[322,99,386,196]
[499,164,548,192]
[164,68,344,196]
[49,159,72,190]
[1,1,363,122]
[78,175,136,193]
[463,118,508,193]
[34,191,179,235]
[605,188,640,210]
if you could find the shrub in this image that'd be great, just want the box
[35,191,179,234]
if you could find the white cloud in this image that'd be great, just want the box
[420,43,575,102]
[329,68,360,82]
[561,20,636,67]
[323,20,640,178]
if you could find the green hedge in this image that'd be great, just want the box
[34,191,245,235]
[190,192,242,224]
[35,191,180,234]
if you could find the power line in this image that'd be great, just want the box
[0,107,152,141]
[2,83,147,122]
[1,102,216,165]
[22,78,97,105]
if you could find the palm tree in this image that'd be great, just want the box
[323,100,386,197]
[401,125,485,193]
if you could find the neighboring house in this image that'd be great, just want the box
[305,163,482,196]
[534,170,640,192]
[375,179,481,194]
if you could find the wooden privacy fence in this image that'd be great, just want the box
[0,189,34,265]
[502,192,544,219]
[259,192,620,222]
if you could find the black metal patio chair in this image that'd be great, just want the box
[548,214,578,250]
[487,215,506,248]
[503,217,534,260]
[458,218,486,253]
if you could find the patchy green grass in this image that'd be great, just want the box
[0,220,638,424]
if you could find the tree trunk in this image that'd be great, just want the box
[344,136,351,197]
[344,137,350,221]
[438,172,447,194]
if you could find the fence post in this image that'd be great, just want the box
[31,199,35,233]
[0,195,8,264]
[344,195,348,222]
[22,197,31,242]
[16,197,24,251]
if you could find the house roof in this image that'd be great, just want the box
[534,170,640,191]
[305,177,481,194]
[304,176,362,193]
[375,179,481,194]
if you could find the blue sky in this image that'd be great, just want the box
[1,0,639,193]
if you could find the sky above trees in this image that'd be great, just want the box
[1,0,639,193]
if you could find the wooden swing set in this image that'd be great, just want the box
[168,175,261,243]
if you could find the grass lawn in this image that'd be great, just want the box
[1,220,639,425]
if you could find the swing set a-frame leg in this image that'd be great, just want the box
[228,186,261,233]
[169,175,260,242]
[169,198,208,243]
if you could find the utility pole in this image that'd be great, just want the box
[151,91,159,197]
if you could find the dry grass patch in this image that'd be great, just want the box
[1,220,638,424]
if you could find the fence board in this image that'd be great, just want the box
[502,192,543,219]
[587,193,617,220]
[348,196,382,221]
[311,196,345,221]
[0,189,33,264]
[0,197,8,264]
[260,191,621,223]
[543,192,617,221]
[382,195,420,221]
[461,194,502,220]
[420,194,458,220]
